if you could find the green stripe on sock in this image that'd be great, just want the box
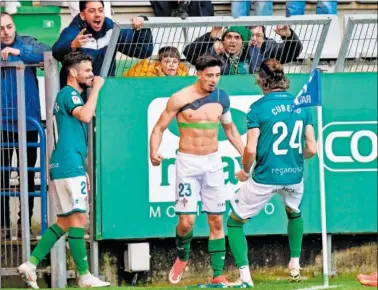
[178,122,219,130]
[287,212,304,258]
[208,238,226,278]
[68,227,89,275]
[176,230,193,261]
[29,223,66,266]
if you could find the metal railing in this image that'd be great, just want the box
[335,14,377,72]
[0,116,48,233]
[103,15,331,77]
[0,61,49,288]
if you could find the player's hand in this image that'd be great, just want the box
[274,25,292,38]
[86,172,91,193]
[92,76,105,90]
[150,152,163,166]
[235,170,249,182]
[1,47,20,61]
[71,28,92,49]
[131,16,144,31]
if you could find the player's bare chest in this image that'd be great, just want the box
[178,103,223,122]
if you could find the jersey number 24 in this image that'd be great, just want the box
[272,120,303,155]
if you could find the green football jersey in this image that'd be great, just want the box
[247,91,313,185]
[49,86,88,180]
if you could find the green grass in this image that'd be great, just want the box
[8,276,365,290]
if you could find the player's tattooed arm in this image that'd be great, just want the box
[304,124,317,159]
[149,94,183,166]
[236,128,260,182]
[222,122,244,156]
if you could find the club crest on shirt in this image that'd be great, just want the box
[72,96,82,104]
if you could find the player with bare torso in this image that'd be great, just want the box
[149,55,244,286]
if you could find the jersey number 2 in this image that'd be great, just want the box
[272,120,303,155]
[81,181,87,195]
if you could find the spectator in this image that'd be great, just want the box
[52,1,153,87]
[150,1,214,19]
[232,0,337,18]
[247,25,303,73]
[183,26,251,75]
[67,1,112,18]
[0,12,51,239]
[124,46,188,77]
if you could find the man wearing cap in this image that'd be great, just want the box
[183,26,251,75]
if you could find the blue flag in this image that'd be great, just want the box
[292,69,322,110]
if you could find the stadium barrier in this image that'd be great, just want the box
[104,15,332,76]
[0,62,48,286]
[335,14,377,72]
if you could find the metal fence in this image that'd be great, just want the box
[335,14,377,72]
[0,62,48,286]
[104,16,332,77]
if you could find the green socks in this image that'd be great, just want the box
[287,211,304,258]
[208,238,226,278]
[29,223,66,266]
[176,230,193,262]
[227,216,249,268]
[68,227,89,275]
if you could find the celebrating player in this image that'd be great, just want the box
[149,54,244,285]
[227,58,317,286]
[18,52,110,288]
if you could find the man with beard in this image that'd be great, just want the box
[183,26,251,75]
[52,0,153,87]
[1,12,51,240]
[149,54,244,285]
[18,52,110,289]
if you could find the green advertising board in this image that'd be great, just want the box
[96,73,377,240]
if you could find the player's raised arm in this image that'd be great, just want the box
[149,94,182,166]
[303,124,317,159]
[72,76,104,123]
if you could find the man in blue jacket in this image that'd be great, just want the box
[1,12,51,239]
[52,1,154,86]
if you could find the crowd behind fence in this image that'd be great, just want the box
[106,15,377,77]
[108,16,332,76]
[0,13,377,288]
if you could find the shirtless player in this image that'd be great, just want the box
[149,54,244,286]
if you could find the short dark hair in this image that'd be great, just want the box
[63,52,92,70]
[195,54,223,71]
[257,58,289,91]
[1,12,12,18]
[158,46,181,61]
[250,25,266,36]
[79,1,104,12]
